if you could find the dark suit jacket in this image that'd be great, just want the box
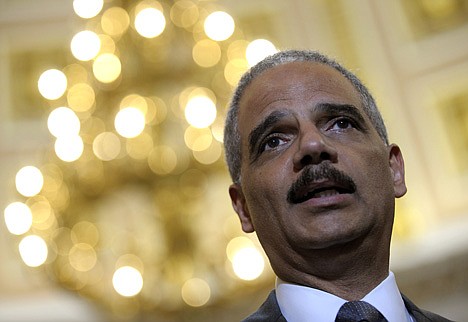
[242,290,454,322]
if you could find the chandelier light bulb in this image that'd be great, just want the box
[54,135,84,162]
[71,30,101,61]
[47,107,81,138]
[19,235,48,267]
[92,53,122,83]
[232,247,265,281]
[15,166,44,197]
[204,11,235,41]
[246,39,277,66]
[135,8,166,38]
[73,0,104,19]
[38,69,67,100]
[115,107,146,138]
[4,202,33,235]
[184,96,217,129]
[113,266,144,297]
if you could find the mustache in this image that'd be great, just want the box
[287,163,356,204]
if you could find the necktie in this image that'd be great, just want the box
[335,301,387,322]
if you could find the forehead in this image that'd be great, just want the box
[238,61,362,124]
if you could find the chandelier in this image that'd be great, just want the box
[3,0,278,319]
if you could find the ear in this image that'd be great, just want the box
[229,183,255,233]
[388,144,407,198]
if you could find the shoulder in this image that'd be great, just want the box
[402,294,455,322]
[242,290,286,322]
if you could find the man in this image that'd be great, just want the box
[223,50,452,321]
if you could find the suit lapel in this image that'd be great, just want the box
[402,294,453,322]
[242,290,286,322]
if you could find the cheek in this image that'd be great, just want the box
[242,166,289,219]
[243,156,292,193]
[352,149,394,196]
[246,173,283,203]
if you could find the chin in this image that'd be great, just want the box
[292,226,369,251]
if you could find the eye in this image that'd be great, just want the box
[330,118,355,131]
[262,135,289,151]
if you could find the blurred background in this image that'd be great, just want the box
[1,0,468,321]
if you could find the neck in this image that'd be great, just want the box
[273,235,390,300]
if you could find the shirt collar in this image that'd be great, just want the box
[362,272,412,322]
[276,271,412,322]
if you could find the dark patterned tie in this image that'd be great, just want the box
[335,301,387,322]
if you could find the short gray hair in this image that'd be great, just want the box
[223,50,388,183]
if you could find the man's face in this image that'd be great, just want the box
[229,62,406,274]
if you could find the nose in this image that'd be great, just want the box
[293,125,338,171]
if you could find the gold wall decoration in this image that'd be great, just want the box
[402,0,468,38]
[440,91,468,173]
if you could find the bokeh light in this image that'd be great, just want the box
[92,53,121,83]
[170,0,199,29]
[148,145,178,175]
[224,58,249,86]
[204,11,235,41]
[134,7,166,38]
[192,140,222,165]
[114,107,146,138]
[226,236,254,261]
[73,0,104,19]
[47,107,81,138]
[71,221,100,247]
[246,39,278,66]
[231,247,264,281]
[101,7,130,37]
[98,34,117,54]
[184,126,213,151]
[113,266,144,297]
[227,39,249,60]
[4,202,33,235]
[30,198,56,231]
[210,119,224,142]
[38,69,67,100]
[69,243,97,272]
[181,278,211,307]
[55,135,84,162]
[15,166,44,197]
[93,132,121,161]
[120,94,148,116]
[126,132,153,160]
[184,95,217,128]
[67,83,95,112]
[151,96,167,125]
[192,39,221,67]
[70,30,101,61]
[19,235,48,267]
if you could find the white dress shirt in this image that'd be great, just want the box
[276,271,413,322]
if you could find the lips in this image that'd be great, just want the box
[292,181,355,204]
[287,164,356,204]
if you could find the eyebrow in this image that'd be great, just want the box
[314,103,367,126]
[248,110,289,157]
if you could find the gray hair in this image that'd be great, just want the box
[223,49,388,183]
